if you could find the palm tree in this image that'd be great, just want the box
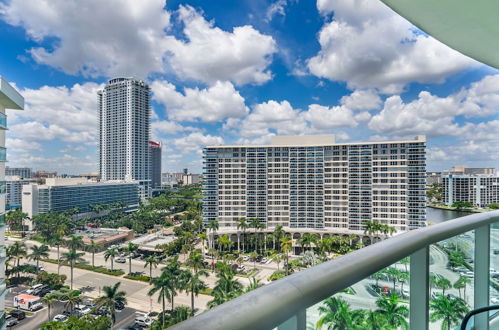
[435,275,452,296]
[273,225,284,251]
[66,235,84,250]
[123,242,139,274]
[280,235,292,275]
[298,233,316,254]
[364,309,388,329]
[197,232,208,256]
[430,294,469,330]
[270,252,283,271]
[217,234,232,257]
[8,241,27,280]
[400,256,410,273]
[95,282,127,328]
[375,294,409,329]
[42,294,57,321]
[143,255,159,279]
[87,239,100,268]
[104,247,119,271]
[372,270,385,288]
[207,220,219,250]
[247,218,259,250]
[61,289,82,312]
[316,296,364,329]
[28,244,49,270]
[48,234,63,275]
[399,272,409,298]
[236,218,248,252]
[384,267,401,291]
[149,270,176,328]
[244,277,262,293]
[61,249,85,289]
[186,250,205,272]
[453,275,471,300]
[184,268,208,315]
[208,271,243,309]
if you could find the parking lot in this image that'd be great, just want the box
[5,285,148,329]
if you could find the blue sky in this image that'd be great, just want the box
[0,0,498,174]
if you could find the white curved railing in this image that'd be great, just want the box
[173,211,499,330]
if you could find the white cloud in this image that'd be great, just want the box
[6,138,41,151]
[165,5,277,85]
[8,153,97,173]
[302,104,357,130]
[151,80,249,123]
[309,0,476,92]
[340,89,381,111]
[0,0,170,78]
[173,132,224,155]
[7,82,102,144]
[266,0,288,22]
[151,120,190,135]
[368,74,499,137]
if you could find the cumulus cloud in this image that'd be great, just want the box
[0,0,170,78]
[6,138,41,151]
[173,132,224,155]
[266,0,288,22]
[165,5,277,85]
[368,74,499,137]
[340,89,381,111]
[151,80,249,123]
[309,0,476,92]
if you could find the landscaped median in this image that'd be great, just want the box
[41,258,125,276]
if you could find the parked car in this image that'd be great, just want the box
[6,315,18,327]
[75,304,92,315]
[463,271,474,278]
[29,302,43,311]
[115,257,126,263]
[26,284,44,294]
[53,314,68,322]
[10,310,26,321]
[36,286,52,297]
[115,300,125,310]
[260,257,268,263]
[135,316,153,327]
[242,256,249,262]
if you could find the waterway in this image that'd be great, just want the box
[426,206,471,224]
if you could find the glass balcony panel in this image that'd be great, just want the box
[0,113,6,129]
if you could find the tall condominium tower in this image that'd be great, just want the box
[149,141,162,188]
[203,135,426,234]
[98,78,150,195]
[0,77,24,315]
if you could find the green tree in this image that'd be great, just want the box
[123,242,139,274]
[87,240,100,268]
[40,315,111,330]
[236,218,249,252]
[6,209,28,232]
[453,275,471,300]
[36,272,66,289]
[316,296,364,330]
[375,294,408,329]
[143,255,159,279]
[280,235,292,275]
[59,289,82,312]
[207,220,219,250]
[298,233,316,254]
[149,269,176,328]
[66,235,84,251]
[42,294,58,322]
[104,247,119,271]
[435,275,452,295]
[430,294,469,330]
[61,249,85,289]
[28,244,50,270]
[208,271,243,309]
[94,282,127,326]
[47,234,64,275]
[7,241,27,280]
[452,201,473,210]
[184,268,208,315]
[384,267,401,291]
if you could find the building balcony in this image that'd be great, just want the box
[177,211,499,330]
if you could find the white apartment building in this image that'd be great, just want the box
[98,78,151,198]
[443,174,499,207]
[203,135,426,234]
[0,76,24,316]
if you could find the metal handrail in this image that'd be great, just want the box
[173,211,499,330]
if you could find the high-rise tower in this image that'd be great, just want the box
[98,78,150,196]
[149,141,162,188]
[0,76,24,316]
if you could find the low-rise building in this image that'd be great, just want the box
[5,176,37,210]
[5,167,32,178]
[22,178,140,222]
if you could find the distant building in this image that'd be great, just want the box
[204,135,426,233]
[6,167,32,178]
[443,165,496,176]
[161,173,178,188]
[183,168,188,175]
[6,176,37,209]
[79,172,100,180]
[182,174,202,185]
[22,178,140,223]
[443,173,499,208]
[98,77,151,199]
[426,172,442,185]
[33,170,57,178]
[149,141,162,188]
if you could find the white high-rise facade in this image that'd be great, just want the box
[99,78,150,197]
[203,135,426,234]
[0,77,24,318]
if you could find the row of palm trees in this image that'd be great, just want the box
[316,292,469,330]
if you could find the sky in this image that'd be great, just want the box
[0,0,498,174]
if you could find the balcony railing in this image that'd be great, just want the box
[173,211,499,330]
